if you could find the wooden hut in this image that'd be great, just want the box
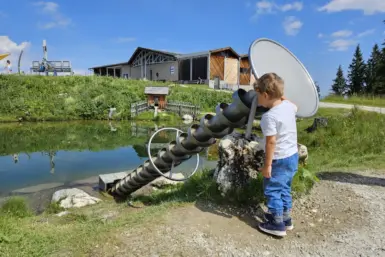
[144,86,169,109]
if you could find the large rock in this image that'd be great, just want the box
[213,133,265,196]
[52,188,101,209]
[214,133,309,196]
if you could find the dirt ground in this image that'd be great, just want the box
[94,170,385,257]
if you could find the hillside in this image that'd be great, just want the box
[0,75,232,122]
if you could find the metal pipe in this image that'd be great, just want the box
[110,89,259,197]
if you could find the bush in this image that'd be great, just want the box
[0,197,33,218]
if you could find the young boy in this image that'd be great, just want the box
[254,72,299,237]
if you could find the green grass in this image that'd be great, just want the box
[0,197,33,218]
[322,94,385,107]
[0,196,183,257]
[297,107,385,171]
[0,75,232,122]
[133,110,181,121]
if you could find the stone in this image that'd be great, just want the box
[56,211,70,217]
[182,114,193,121]
[298,143,308,165]
[213,133,264,196]
[52,188,101,209]
[305,117,328,133]
[150,172,185,188]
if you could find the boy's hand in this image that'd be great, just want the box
[260,165,272,178]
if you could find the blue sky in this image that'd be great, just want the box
[1,0,384,96]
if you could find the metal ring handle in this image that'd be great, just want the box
[147,127,200,182]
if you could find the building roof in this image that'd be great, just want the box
[240,54,249,58]
[128,47,180,65]
[176,51,209,59]
[88,46,242,70]
[88,62,128,69]
[210,47,240,58]
[144,86,169,95]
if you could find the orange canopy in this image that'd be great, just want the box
[0,53,10,61]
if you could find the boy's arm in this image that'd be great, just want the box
[260,115,277,168]
[264,135,276,167]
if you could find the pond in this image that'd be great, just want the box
[0,120,218,197]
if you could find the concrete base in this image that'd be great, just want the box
[99,171,131,192]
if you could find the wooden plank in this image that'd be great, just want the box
[209,55,224,80]
[224,57,238,85]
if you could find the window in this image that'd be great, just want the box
[240,67,249,74]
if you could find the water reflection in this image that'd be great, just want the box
[0,121,216,194]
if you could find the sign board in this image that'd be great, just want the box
[170,66,175,75]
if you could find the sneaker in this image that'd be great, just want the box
[264,213,294,231]
[258,220,287,237]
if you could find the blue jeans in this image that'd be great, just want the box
[263,152,298,218]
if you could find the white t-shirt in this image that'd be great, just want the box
[260,100,298,160]
[6,64,12,73]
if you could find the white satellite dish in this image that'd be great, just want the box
[248,38,319,118]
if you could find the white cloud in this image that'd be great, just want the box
[283,16,303,36]
[331,30,353,37]
[255,0,275,14]
[357,29,375,37]
[0,36,31,73]
[318,33,324,38]
[114,37,136,43]
[318,0,385,15]
[33,1,71,29]
[254,1,303,15]
[328,39,357,51]
[280,2,303,12]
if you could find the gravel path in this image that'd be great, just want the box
[319,102,385,114]
[104,170,385,257]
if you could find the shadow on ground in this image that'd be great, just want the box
[194,200,284,239]
[318,172,385,187]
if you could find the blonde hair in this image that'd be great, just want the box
[253,72,284,99]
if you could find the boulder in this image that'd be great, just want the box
[214,133,309,196]
[214,133,265,196]
[52,188,101,209]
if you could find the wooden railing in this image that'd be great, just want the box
[130,100,149,118]
[130,100,200,118]
[165,101,200,118]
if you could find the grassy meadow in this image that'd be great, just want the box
[322,94,385,107]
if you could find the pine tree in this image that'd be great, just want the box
[314,81,321,98]
[331,65,347,95]
[347,44,366,95]
[376,20,385,94]
[365,44,381,94]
